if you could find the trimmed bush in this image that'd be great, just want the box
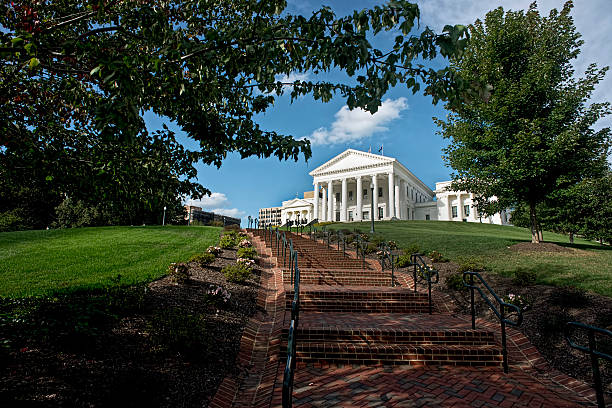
[512,268,537,286]
[238,239,252,248]
[403,243,421,256]
[219,234,236,249]
[168,262,190,284]
[223,263,253,284]
[207,246,222,256]
[446,273,467,291]
[457,257,486,273]
[549,286,589,307]
[189,253,215,267]
[395,254,412,268]
[237,247,257,260]
[429,250,447,263]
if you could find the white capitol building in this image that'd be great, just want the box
[259,149,511,226]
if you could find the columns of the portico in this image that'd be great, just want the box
[447,194,453,220]
[388,171,395,219]
[356,176,363,221]
[394,176,401,220]
[340,178,348,222]
[321,187,327,222]
[458,194,464,220]
[313,182,319,221]
[372,175,379,220]
[399,178,406,220]
[327,181,334,221]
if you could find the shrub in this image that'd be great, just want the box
[503,293,533,312]
[204,285,231,309]
[238,239,252,248]
[236,247,258,260]
[403,243,421,256]
[207,246,222,256]
[237,257,256,269]
[457,257,486,273]
[387,240,398,250]
[370,234,386,246]
[168,262,190,283]
[148,307,210,359]
[512,268,537,287]
[429,250,447,263]
[365,242,378,254]
[549,286,589,307]
[0,209,29,232]
[219,234,236,249]
[223,263,253,284]
[395,254,412,268]
[52,198,102,228]
[539,308,572,335]
[446,273,467,291]
[189,253,215,267]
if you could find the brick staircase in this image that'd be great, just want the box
[251,229,503,368]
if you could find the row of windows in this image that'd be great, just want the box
[451,205,471,218]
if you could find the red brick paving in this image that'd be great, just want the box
[211,230,598,407]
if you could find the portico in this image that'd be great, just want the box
[309,149,434,222]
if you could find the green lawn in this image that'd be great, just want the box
[324,221,612,297]
[0,226,220,298]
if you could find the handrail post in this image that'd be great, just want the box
[412,255,417,293]
[391,254,395,287]
[501,304,508,374]
[428,272,433,315]
[470,273,476,330]
[589,330,605,408]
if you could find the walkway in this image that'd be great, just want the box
[211,230,598,407]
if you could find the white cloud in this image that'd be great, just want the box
[275,72,310,83]
[305,97,409,145]
[185,193,246,218]
[209,208,246,218]
[186,192,229,209]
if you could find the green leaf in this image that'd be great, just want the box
[90,66,102,77]
[28,58,40,69]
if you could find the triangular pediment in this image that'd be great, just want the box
[309,149,394,176]
[282,198,313,208]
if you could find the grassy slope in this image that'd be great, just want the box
[325,221,612,297]
[0,226,220,298]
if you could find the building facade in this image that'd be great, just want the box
[258,206,282,226]
[258,149,511,226]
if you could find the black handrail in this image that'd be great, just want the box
[462,271,523,373]
[354,234,368,271]
[410,253,439,315]
[282,248,300,407]
[378,243,397,287]
[565,322,612,408]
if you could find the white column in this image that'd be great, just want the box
[388,171,395,219]
[458,194,464,220]
[321,187,327,221]
[399,178,406,220]
[447,195,453,220]
[356,176,362,221]
[341,178,348,222]
[327,180,334,221]
[313,182,319,221]
[394,176,400,220]
[372,175,379,220]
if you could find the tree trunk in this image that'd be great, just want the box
[569,232,574,244]
[529,202,541,243]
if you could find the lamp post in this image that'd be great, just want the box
[296,213,300,233]
[370,187,375,233]
[162,206,167,226]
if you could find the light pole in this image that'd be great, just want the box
[162,206,167,226]
[370,187,375,233]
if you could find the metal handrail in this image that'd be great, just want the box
[462,271,523,373]
[282,249,300,407]
[354,234,368,271]
[409,253,439,314]
[378,242,397,287]
[565,322,612,408]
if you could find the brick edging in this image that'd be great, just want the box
[209,233,286,408]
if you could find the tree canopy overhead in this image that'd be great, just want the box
[2,0,468,165]
[1,0,469,229]
[436,1,610,243]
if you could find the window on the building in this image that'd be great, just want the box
[363,189,368,198]
[348,190,353,200]
[452,206,458,218]
[336,192,340,201]
[363,211,369,220]
[406,186,409,197]
[319,192,323,198]
[348,211,353,221]
[464,205,470,217]
[378,187,383,197]
[426,214,430,220]
[378,207,384,219]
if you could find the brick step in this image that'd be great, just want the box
[285,287,432,313]
[283,271,393,286]
[284,326,496,345]
[281,343,502,367]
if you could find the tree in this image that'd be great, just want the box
[1,1,468,229]
[436,1,610,243]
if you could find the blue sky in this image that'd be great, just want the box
[155,0,612,223]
